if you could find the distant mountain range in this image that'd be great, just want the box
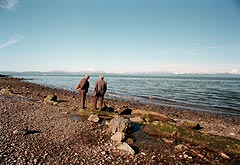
[1,71,240,78]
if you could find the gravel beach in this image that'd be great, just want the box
[0,77,239,164]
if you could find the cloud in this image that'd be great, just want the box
[0,0,18,10]
[0,34,25,49]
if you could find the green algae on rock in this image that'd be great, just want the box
[144,121,240,155]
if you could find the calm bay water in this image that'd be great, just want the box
[15,75,240,116]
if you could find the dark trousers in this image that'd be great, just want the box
[80,90,87,109]
[93,95,104,110]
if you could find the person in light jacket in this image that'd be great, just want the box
[93,75,107,110]
[76,74,90,109]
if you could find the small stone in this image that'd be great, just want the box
[183,154,192,159]
[228,132,235,136]
[88,114,100,123]
[175,144,187,151]
[33,159,38,164]
[163,138,175,144]
[141,152,146,156]
[13,130,18,134]
[220,152,230,159]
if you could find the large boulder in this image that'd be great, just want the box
[109,116,133,134]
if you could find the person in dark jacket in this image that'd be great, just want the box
[76,74,90,109]
[93,75,107,110]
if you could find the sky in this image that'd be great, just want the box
[1,0,240,74]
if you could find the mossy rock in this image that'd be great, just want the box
[132,110,174,123]
[144,121,240,154]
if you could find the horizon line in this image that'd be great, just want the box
[1,70,240,76]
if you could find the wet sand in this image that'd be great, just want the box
[0,77,239,164]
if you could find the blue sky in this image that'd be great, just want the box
[1,0,240,74]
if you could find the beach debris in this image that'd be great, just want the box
[111,132,125,142]
[109,116,133,134]
[88,114,100,123]
[117,142,135,155]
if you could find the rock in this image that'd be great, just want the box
[88,114,100,123]
[126,138,135,145]
[13,130,18,134]
[141,152,147,156]
[110,132,125,142]
[162,138,175,144]
[101,103,114,112]
[117,142,135,155]
[129,116,143,123]
[44,94,58,103]
[174,144,187,151]
[228,132,235,136]
[194,123,203,130]
[183,154,192,159]
[219,152,230,159]
[109,117,133,134]
[0,88,13,95]
[119,108,132,115]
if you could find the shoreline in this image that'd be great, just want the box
[16,74,240,117]
[3,76,240,137]
[1,77,240,164]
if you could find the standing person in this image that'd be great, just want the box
[76,74,90,109]
[93,75,107,110]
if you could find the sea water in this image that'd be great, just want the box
[13,74,240,116]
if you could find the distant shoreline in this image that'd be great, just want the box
[0,74,10,77]
[1,71,240,78]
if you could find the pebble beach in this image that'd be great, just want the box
[0,76,240,164]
